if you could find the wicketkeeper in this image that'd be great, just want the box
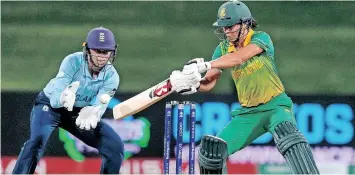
[13,27,124,174]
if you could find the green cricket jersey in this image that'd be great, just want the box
[211,30,285,107]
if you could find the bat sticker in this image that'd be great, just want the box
[149,80,172,98]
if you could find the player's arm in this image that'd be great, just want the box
[198,44,224,92]
[49,54,79,109]
[178,44,223,92]
[198,68,222,92]
[90,72,119,117]
[210,44,263,69]
[186,32,273,73]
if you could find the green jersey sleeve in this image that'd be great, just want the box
[211,44,222,61]
[250,31,275,58]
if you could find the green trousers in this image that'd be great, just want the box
[217,93,297,155]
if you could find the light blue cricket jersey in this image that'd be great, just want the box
[43,52,119,116]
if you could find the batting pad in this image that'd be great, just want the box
[273,122,320,174]
[198,135,228,174]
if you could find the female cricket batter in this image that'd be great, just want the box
[170,1,320,174]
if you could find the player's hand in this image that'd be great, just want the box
[76,106,102,130]
[169,70,201,95]
[60,81,80,111]
[183,58,211,74]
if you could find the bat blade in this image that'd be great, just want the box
[113,79,173,120]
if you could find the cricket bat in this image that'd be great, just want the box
[113,78,173,120]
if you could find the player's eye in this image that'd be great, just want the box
[93,49,110,55]
[223,26,233,30]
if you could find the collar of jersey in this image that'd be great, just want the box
[226,29,255,52]
[243,29,254,47]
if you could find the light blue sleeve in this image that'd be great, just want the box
[49,54,79,108]
[91,71,119,117]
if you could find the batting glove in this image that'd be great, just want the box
[170,70,201,95]
[183,58,211,74]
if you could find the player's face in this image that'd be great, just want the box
[223,24,242,42]
[89,49,112,71]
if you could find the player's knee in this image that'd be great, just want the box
[112,134,124,153]
[102,134,124,159]
[272,121,307,154]
[113,140,124,161]
[272,122,319,174]
[106,140,124,170]
[25,135,47,150]
[98,135,124,174]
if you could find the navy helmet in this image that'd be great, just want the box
[86,27,117,51]
[83,27,117,64]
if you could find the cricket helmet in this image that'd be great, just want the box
[213,1,253,27]
[83,27,117,65]
[86,27,117,51]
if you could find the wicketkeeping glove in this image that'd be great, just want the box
[60,81,80,111]
[75,106,102,130]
